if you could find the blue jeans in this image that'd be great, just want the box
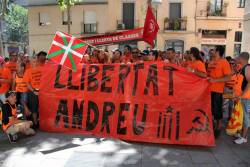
[241,99,250,128]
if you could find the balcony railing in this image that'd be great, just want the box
[207,9,226,17]
[116,20,139,30]
[196,1,228,17]
[164,17,187,31]
[82,23,97,34]
[207,2,228,17]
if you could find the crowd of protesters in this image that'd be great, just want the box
[0,45,249,145]
[0,51,46,143]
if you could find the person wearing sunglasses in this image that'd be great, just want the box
[1,91,35,143]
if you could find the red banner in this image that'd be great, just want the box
[80,28,144,46]
[39,61,215,146]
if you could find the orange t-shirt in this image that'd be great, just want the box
[24,65,44,90]
[157,58,162,62]
[25,62,31,70]
[188,60,206,73]
[226,74,238,89]
[181,61,192,68]
[15,75,28,93]
[121,54,132,63]
[5,62,17,74]
[0,67,12,93]
[232,74,243,97]
[207,59,231,93]
[89,57,99,64]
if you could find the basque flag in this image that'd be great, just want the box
[47,31,88,71]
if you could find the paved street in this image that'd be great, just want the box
[0,130,249,167]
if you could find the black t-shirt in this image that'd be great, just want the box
[2,102,16,125]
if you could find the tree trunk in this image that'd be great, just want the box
[0,0,10,56]
[67,0,71,34]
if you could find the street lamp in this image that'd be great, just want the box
[152,0,162,20]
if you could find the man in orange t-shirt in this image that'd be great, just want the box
[131,48,140,63]
[5,52,18,74]
[181,51,192,68]
[166,48,177,64]
[0,57,12,103]
[24,51,46,129]
[84,49,99,64]
[207,46,231,138]
[121,45,132,63]
[234,52,250,144]
[142,50,154,62]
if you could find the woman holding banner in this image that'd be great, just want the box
[187,47,207,78]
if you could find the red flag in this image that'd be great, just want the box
[143,6,159,48]
[47,31,88,71]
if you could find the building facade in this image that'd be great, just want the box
[196,0,245,57]
[242,0,250,53]
[27,0,245,57]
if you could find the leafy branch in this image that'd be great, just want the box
[57,0,82,10]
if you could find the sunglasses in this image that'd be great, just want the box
[7,91,16,98]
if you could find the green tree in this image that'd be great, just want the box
[4,4,28,45]
[57,0,82,34]
[0,0,11,56]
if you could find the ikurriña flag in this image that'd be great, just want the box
[47,31,88,71]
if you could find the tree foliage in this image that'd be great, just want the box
[4,3,28,43]
[57,0,82,33]
[57,0,82,10]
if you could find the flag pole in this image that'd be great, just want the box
[86,43,100,50]
[147,0,152,6]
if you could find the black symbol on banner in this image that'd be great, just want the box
[167,106,173,140]
[186,109,210,134]
[157,106,180,141]
[163,66,178,96]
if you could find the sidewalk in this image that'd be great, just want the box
[0,130,249,167]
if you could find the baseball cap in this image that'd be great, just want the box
[140,50,150,56]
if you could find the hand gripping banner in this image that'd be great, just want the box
[39,61,215,146]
